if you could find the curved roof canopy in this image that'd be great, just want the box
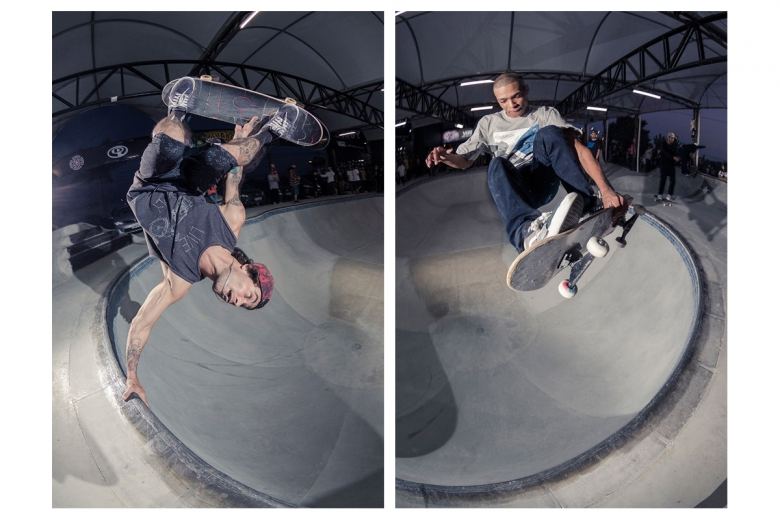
[396,11,726,127]
[53,11,385,139]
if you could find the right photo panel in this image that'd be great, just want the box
[394,11,727,508]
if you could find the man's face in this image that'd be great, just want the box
[213,264,264,310]
[590,132,598,141]
[667,136,675,144]
[493,81,530,118]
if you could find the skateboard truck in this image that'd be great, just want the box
[558,204,644,298]
[614,204,646,248]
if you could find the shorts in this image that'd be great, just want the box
[292,185,299,196]
[138,133,239,195]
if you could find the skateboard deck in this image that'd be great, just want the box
[162,76,329,148]
[507,197,644,297]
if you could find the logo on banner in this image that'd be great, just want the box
[69,155,85,170]
[107,145,128,159]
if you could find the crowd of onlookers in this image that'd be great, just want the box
[251,160,384,205]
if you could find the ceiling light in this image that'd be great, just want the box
[339,132,356,137]
[240,11,260,29]
[632,89,661,99]
[455,124,464,129]
[395,121,407,127]
[395,11,407,16]
[471,106,494,111]
[460,79,494,86]
[587,106,608,112]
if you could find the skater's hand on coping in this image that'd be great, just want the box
[123,378,151,409]
[426,146,451,168]
[234,116,259,139]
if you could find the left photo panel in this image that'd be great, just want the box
[52,11,385,508]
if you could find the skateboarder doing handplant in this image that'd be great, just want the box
[122,77,296,407]
[425,73,625,254]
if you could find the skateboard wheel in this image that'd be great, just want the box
[201,75,213,81]
[633,204,646,215]
[587,236,609,258]
[559,280,577,298]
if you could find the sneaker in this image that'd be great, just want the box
[262,104,302,140]
[168,77,195,120]
[664,195,673,201]
[522,192,584,250]
[654,194,663,202]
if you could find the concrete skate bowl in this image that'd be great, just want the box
[106,196,384,508]
[603,164,727,206]
[395,171,702,499]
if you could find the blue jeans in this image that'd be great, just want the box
[487,125,595,252]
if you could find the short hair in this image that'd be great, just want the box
[493,73,527,89]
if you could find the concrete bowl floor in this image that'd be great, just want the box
[395,167,726,507]
[55,195,384,508]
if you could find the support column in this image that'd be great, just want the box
[635,114,642,172]
[692,108,701,169]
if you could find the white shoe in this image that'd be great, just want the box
[522,193,584,250]
[167,77,195,120]
[262,104,301,139]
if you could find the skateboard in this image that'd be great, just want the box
[654,195,674,206]
[507,197,645,298]
[162,76,329,148]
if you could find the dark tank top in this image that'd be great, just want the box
[128,187,236,284]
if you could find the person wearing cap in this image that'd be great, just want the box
[425,72,624,255]
[587,128,602,163]
[123,82,277,408]
[655,132,680,202]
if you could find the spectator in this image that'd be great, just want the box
[643,147,654,172]
[655,132,680,203]
[268,164,280,204]
[397,161,406,186]
[719,163,727,181]
[348,164,362,193]
[587,128,602,163]
[679,143,707,177]
[374,164,383,192]
[320,166,337,195]
[627,138,637,171]
[289,165,300,203]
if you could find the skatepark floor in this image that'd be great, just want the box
[53,193,384,508]
[395,164,727,507]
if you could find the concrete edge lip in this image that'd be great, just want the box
[94,195,384,508]
[395,204,705,500]
[99,256,296,508]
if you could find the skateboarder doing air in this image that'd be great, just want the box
[122,77,295,407]
[426,73,624,254]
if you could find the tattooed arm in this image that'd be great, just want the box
[220,164,247,237]
[122,266,190,408]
